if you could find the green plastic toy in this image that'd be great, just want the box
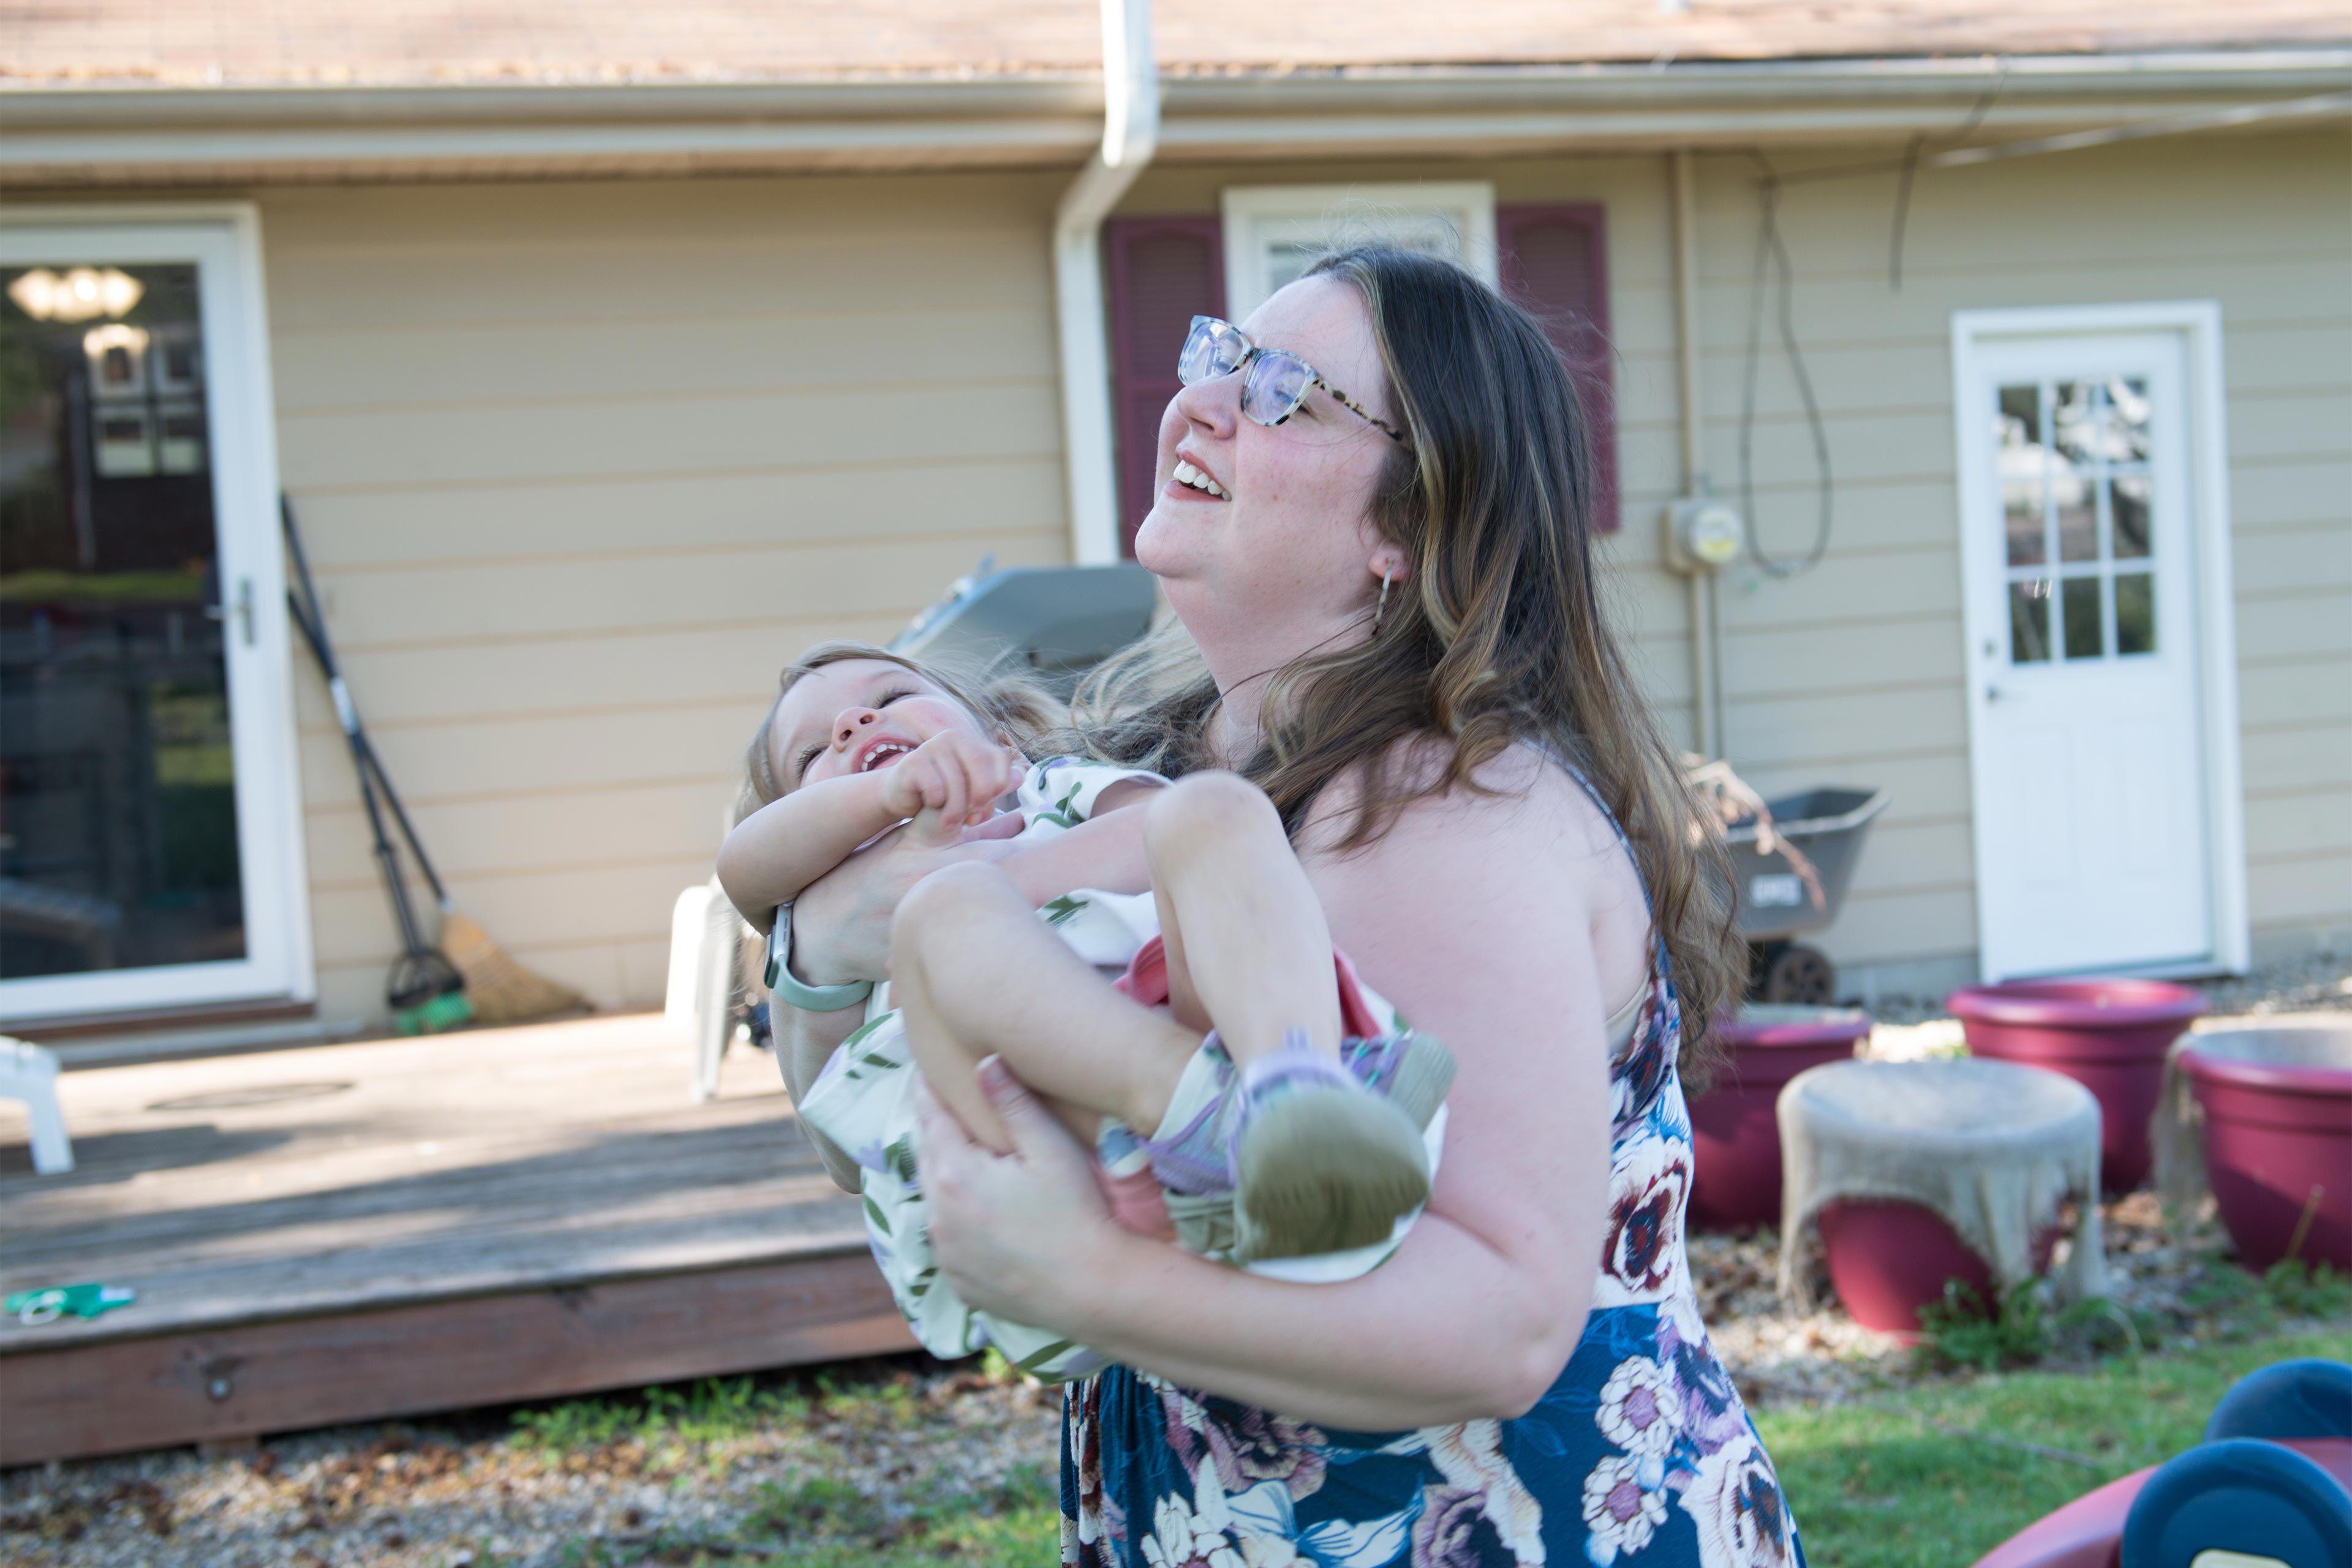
[6,1283,137,1325]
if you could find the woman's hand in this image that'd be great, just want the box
[911,1058,1118,1332]
[783,809,1025,987]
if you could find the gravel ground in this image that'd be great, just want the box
[1853,944,2352,1028]
[1,1360,1063,1568]
[11,967,2344,1568]
[10,1196,2334,1568]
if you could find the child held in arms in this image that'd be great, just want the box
[717,642,1453,1377]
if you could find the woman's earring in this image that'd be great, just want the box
[1374,573,1393,631]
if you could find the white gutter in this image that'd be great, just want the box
[1054,0,1158,567]
[2,50,2343,180]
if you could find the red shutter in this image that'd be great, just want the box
[1104,216,1225,556]
[1497,205,1616,532]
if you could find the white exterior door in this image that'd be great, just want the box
[0,207,311,1024]
[1953,309,2245,981]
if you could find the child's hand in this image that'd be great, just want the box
[876,732,1020,832]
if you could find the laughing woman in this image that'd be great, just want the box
[777,246,1801,1568]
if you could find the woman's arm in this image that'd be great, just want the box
[780,998,870,1192]
[766,808,1031,1191]
[916,759,1627,1429]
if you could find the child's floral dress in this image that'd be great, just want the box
[1058,771,1803,1568]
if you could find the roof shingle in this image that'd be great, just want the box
[4,1,2348,91]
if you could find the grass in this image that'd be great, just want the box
[487,1311,2352,1568]
[1757,1325,2352,1568]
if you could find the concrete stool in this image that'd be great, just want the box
[1776,1057,2104,1332]
[1,1036,73,1175]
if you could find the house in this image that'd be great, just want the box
[3,1,2348,1044]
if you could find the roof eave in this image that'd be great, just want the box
[2,49,2346,186]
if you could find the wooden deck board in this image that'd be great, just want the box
[0,1015,906,1462]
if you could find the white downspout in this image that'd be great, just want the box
[1055,0,1159,565]
[1669,148,1723,761]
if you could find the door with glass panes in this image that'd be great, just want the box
[0,213,307,1023]
[1958,330,2212,980]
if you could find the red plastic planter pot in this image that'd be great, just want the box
[1687,1006,1874,1231]
[1816,1200,2060,1340]
[1948,979,2206,1194]
[2180,1025,2352,1272]
[1815,1200,1996,1340]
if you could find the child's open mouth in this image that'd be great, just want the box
[854,737,916,772]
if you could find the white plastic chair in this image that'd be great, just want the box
[1,1036,74,1174]
[666,881,749,1103]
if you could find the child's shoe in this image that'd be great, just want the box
[1129,1027,1457,1263]
[1227,1033,1434,1262]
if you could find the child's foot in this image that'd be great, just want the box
[1126,1028,1457,1262]
[1227,1033,1434,1262]
[1341,1027,1457,1133]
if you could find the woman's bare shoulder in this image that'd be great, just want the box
[1298,734,1619,868]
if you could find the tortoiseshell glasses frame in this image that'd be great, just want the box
[1177,315,1409,444]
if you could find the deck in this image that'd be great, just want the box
[0,1016,910,1468]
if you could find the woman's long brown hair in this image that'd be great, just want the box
[1073,245,1743,1074]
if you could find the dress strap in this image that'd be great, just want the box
[1521,739,1671,980]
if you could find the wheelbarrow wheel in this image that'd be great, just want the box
[1761,943,1836,1005]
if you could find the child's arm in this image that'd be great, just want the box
[717,730,1022,931]
[995,777,1159,906]
[717,772,907,933]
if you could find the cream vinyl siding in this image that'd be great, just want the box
[1660,130,2352,979]
[1132,129,2350,983]
[262,174,1072,1023]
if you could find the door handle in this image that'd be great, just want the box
[1986,684,2005,703]
[235,577,255,646]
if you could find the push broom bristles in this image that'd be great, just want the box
[437,910,586,1026]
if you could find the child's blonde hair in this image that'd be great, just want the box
[738,641,1061,820]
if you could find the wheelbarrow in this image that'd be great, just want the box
[1724,786,1890,1004]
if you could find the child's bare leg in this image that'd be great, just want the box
[1142,772,1441,1261]
[891,862,1199,1155]
[1144,772,1343,1070]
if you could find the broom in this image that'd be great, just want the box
[283,499,587,1027]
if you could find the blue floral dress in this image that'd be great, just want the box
[1058,772,1803,1568]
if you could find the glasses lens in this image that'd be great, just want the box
[1179,317,1243,386]
[1242,351,1314,426]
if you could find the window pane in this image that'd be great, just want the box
[2115,377,2152,462]
[2009,578,2051,663]
[1997,383,2045,566]
[2116,571,2156,655]
[0,262,246,981]
[2062,576,2105,660]
[2052,380,2098,463]
[2054,452,2097,562]
[2113,473,2152,559]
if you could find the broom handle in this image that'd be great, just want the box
[282,498,453,911]
[359,741,450,908]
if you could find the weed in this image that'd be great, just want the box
[2262,1257,2352,1319]
[512,1378,801,1457]
[748,1472,888,1542]
[1917,1279,2051,1370]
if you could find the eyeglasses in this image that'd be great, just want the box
[1177,315,1408,443]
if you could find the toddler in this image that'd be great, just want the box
[718,641,1452,1377]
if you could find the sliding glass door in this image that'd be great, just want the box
[0,208,309,1023]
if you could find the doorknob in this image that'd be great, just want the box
[1986,684,2005,702]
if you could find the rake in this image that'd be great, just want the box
[283,499,585,1030]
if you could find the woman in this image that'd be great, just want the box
[777,247,1800,1567]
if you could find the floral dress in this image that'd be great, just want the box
[1058,770,1803,1568]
